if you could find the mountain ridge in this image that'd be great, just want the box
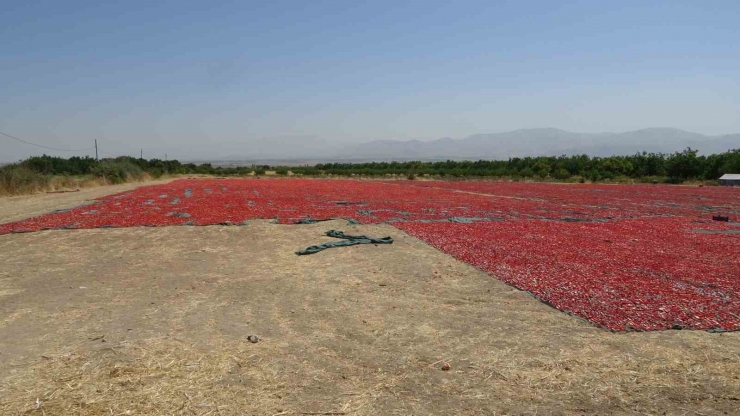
[332,128,739,161]
[208,128,739,162]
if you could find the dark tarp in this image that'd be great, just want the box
[296,230,393,255]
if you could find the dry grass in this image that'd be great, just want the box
[2,332,738,415]
[1,337,281,415]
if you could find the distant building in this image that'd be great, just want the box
[719,174,740,186]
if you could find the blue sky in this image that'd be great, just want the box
[1,0,739,161]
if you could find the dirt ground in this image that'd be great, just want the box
[0,184,738,415]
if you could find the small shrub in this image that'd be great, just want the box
[148,168,164,179]
[553,168,571,180]
[520,167,535,178]
[50,174,77,190]
[663,177,684,184]
[0,164,49,195]
[91,159,144,184]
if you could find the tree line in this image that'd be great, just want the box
[301,148,740,182]
[3,148,740,189]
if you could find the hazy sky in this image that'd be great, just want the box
[2,0,739,161]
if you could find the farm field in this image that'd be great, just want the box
[2,178,738,332]
[1,179,739,415]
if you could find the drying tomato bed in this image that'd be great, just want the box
[1,178,738,332]
[396,218,739,331]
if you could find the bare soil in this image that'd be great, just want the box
[0,184,738,415]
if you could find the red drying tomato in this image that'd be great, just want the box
[2,178,738,332]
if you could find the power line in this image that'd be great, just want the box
[0,130,95,152]
[98,148,117,157]
[2,129,156,160]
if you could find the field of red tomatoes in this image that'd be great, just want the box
[2,178,738,332]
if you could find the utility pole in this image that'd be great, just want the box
[140,149,143,159]
[95,139,98,160]
[165,153,167,161]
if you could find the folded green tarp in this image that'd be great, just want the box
[294,218,333,224]
[294,218,360,225]
[296,230,393,255]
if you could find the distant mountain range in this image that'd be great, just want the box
[333,128,739,161]
[208,128,739,163]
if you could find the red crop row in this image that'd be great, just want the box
[1,178,738,331]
